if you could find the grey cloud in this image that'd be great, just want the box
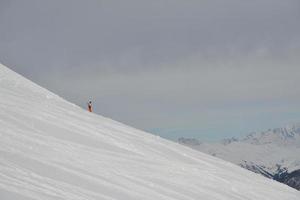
[1,0,299,71]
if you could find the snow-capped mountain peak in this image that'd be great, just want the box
[178,124,300,191]
[242,126,300,146]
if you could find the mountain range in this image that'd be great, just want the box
[178,125,300,190]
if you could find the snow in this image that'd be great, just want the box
[0,63,299,200]
[181,127,300,174]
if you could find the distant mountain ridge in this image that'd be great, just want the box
[241,125,300,146]
[178,124,300,190]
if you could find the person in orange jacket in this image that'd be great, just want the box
[88,101,92,112]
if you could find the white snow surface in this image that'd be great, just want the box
[0,63,299,200]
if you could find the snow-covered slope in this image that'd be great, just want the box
[178,126,300,190]
[0,63,299,200]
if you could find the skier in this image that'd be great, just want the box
[88,101,92,112]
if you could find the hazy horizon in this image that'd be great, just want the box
[1,0,300,141]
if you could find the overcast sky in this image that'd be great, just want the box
[1,0,300,141]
